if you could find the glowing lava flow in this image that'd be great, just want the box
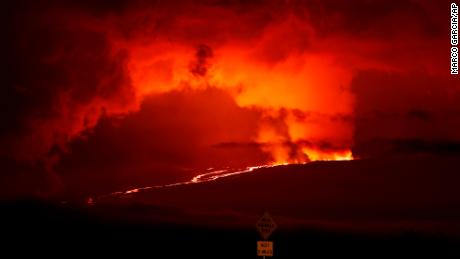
[304,149,354,162]
[89,152,354,205]
[90,165,273,204]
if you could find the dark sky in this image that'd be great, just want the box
[0,0,458,199]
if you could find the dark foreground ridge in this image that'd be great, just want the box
[0,200,459,257]
[1,156,460,257]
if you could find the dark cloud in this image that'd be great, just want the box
[0,2,139,198]
[407,110,432,121]
[1,2,136,161]
[290,109,354,123]
[352,70,460,157]
[215,139,349,152]
[190,44,214,77]
[56,88,269,198]
[213,141,265,149]
[353,138,460,158]
[304,0,444,38]
[391,139,460,155]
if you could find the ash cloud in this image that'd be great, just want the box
[351,70,460,157]
[0,0,455,198]
[1,1,137,162]
[0,0,139,197]
[190,44,214,77]
[57,88,269,198]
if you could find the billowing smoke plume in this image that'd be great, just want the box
[1,0,456,198]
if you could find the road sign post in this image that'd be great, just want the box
[257,241,273,258]
[256,212,277,257]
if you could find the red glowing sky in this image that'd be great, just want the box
[0,0,458,199]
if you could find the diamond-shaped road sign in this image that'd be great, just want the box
[256,212,277,240]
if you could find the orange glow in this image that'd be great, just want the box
[4,0,452,202]
[101,12,360,166]
[302,148,354,162]
[121,41,355,164]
